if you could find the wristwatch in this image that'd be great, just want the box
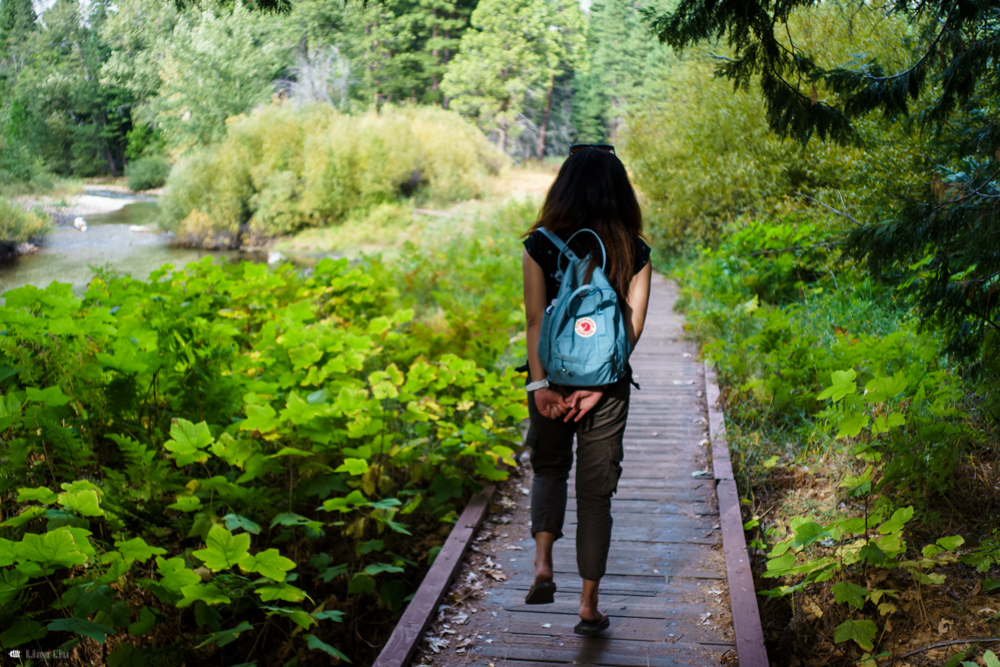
[525,379,550,392]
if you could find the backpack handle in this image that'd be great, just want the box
[551,284,617,329]
[538,227,607,274]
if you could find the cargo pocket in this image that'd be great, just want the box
[604,441,624,496]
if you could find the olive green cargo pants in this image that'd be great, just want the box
[525,374,630,581]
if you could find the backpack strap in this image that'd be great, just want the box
[538,227,607,275]
[563,229,607,272]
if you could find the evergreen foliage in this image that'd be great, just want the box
[645,0,1000,357]
[442,0,586,157]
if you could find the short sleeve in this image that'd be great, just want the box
[523,231,543,265]
[634,237,651,274]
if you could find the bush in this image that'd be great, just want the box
[623,5,926,252]
[0,198,50,243]
[126,156,172,191]
[160,103,505,247]
[0,248,527,663]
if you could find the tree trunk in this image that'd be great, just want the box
[536,76,554,161]
[498,123,507,154]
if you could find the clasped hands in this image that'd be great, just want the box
[534,386,603,423]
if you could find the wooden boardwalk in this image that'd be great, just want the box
[435,274,737,667]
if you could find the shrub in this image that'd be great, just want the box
[160,103,505,247]
[623,5,927,252]
[0,198,50,243]
[125,156,172,191]
[0,252,527,662]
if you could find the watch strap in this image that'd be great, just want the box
[526,379,550,392]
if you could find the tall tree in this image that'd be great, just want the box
[532,0,585,159]
[571,0,671,145]
[645,0,1000,356]
[442,0,585,156]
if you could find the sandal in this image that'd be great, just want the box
[524,580,556,605]
[574,612,610,637]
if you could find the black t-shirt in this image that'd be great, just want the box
[523,229,651,304]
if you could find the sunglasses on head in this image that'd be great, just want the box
[569,143,615,155]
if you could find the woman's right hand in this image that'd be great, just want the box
[534,387,568,419]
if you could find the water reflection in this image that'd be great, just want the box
[0,200,243,302]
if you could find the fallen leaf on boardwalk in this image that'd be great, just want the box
[937,618,953,635]
[542,623,551,628]
[507,546,523,550]
[519,486,530,496]
[455,648,466,654]
[485,570,507,581]
[691,470,710,477]
[453,613,469,625]
[979,608,998,616]
[425,636,449,653]
[700,612,712,625]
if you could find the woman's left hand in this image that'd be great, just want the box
[562,388,604,423]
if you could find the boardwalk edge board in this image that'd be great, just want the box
[372,483,496,667]
[704,361,770,667]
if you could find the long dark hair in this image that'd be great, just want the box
[526,148,644,299]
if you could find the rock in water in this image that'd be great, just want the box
[73,217,87,232]
[267,251,285,266]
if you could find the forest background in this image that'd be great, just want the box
[1,0,1000,665]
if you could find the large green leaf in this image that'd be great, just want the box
[128,605,157,636]
[177,583,231,607]
[114,537,168,564]
[816,369,857,402]
[18,529,89,571]
[16,487,57,504]
[0,620,47,648]
[832,619,877,651]
[0,569,29,606]
[240,548,296,582]
[831,581,868,610]
[306,634,352,662]
[48,618,115,643]
[195,622,253,648]
[240,404,279,433]
[155,556,201,592]
[58,489,104,517]
[164,419,214,466]
[192,525,251,572]
[26,386,71,406]
[256,582,308,603]
[877,506,914,535]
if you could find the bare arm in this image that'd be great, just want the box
[523,249,567,418]
[621,262,652,348]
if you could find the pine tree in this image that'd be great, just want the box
[645,0,1000,356]
[0,0,38,80]
[442,0,586,157]
[574,0,671,144]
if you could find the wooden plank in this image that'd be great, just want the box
[371,484,495,667]
[556,525,720,544]
[488,590,719,619]
[471,635,733,667]
[495,611,724,644]
[503,557,725,580]
[716,479,768,666]
[704,363,734,481]
[704,360,769,667]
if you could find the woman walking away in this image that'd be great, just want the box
[520,145,652,637]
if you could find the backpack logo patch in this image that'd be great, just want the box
[575,317,597,338]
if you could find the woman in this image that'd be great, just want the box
[521,145,652,636]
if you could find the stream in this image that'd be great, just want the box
[0,192,248,302]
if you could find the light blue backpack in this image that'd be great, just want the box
[537,227,631,387]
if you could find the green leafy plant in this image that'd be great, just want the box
[0,246,528,663]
